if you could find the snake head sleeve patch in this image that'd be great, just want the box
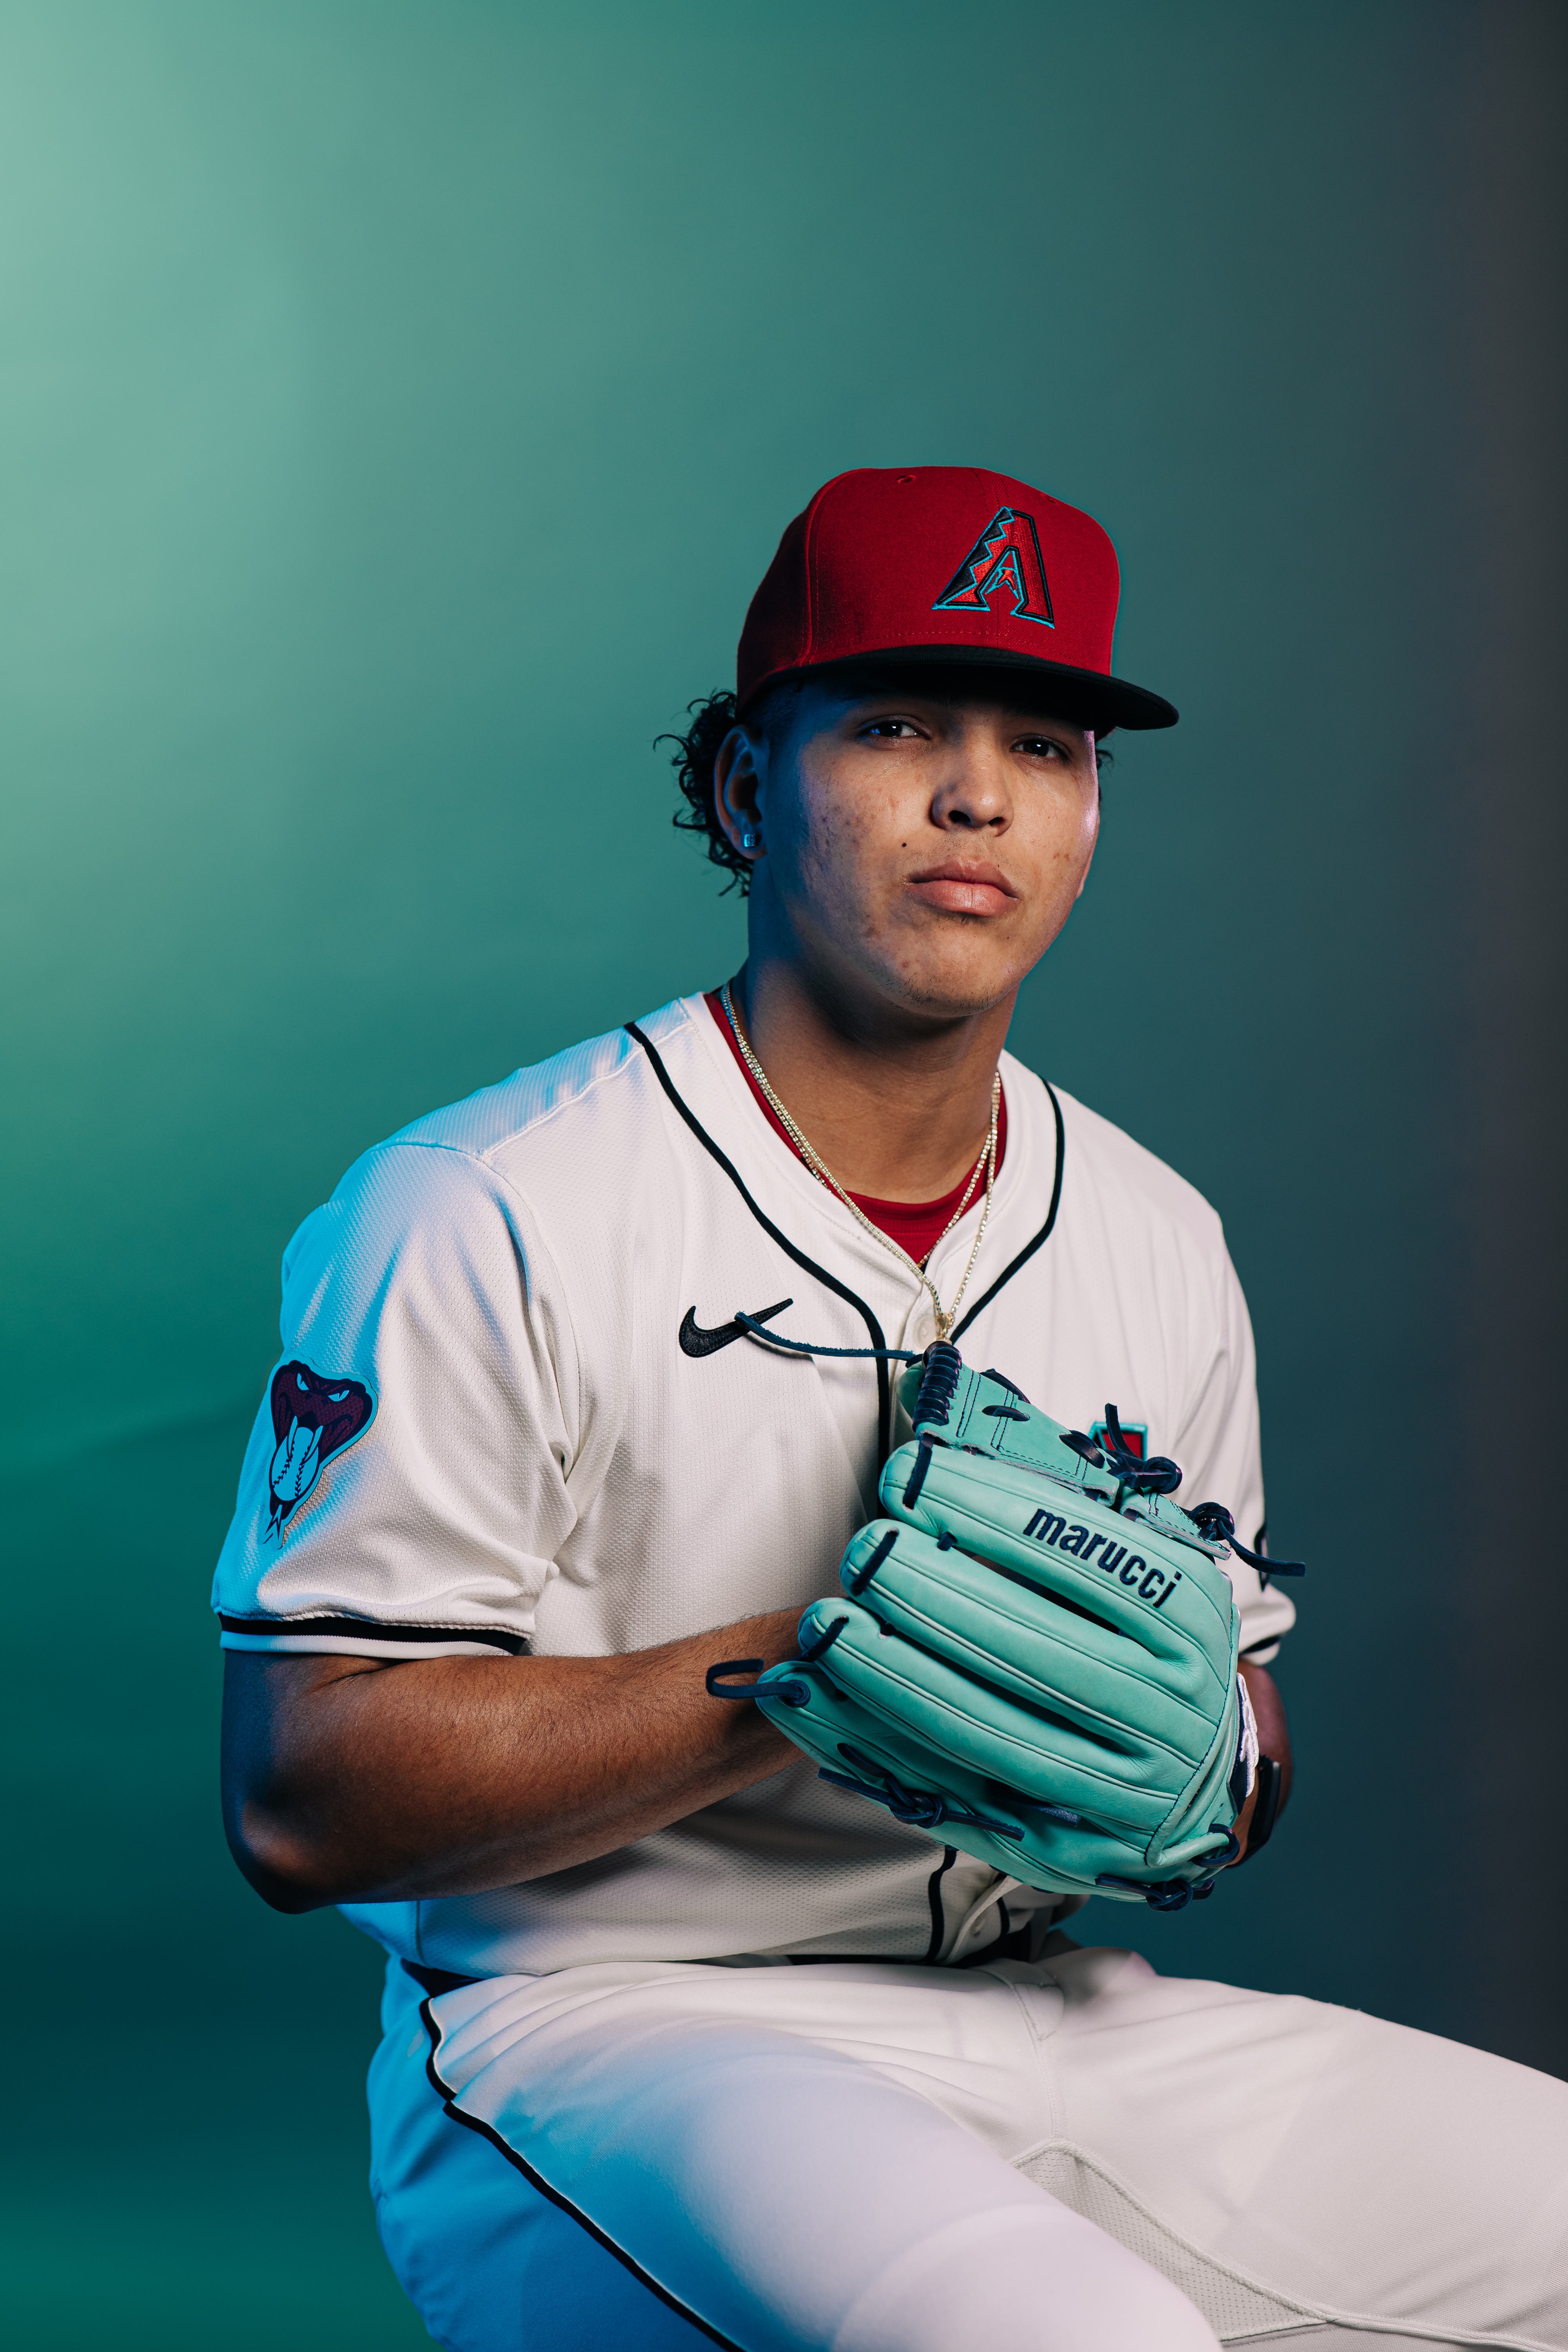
[265,1360,375,1539]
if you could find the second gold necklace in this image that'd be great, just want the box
[719,981,999,1344]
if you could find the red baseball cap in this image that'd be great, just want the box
[737,466,1176,733]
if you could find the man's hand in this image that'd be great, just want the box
[1233,1657,1292,1860]
[221,1610,802,1913]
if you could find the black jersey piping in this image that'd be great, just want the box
[219,1612,529,1656]
[627,1020,896,1464]
[924,1844,960,1960]
[947,1082,1066,1345]
[419,1998,743,2349]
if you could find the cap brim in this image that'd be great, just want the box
[747,646,1177,734]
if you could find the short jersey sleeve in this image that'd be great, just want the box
[212,1139,579,1658]
[1171,1241,1296,1666]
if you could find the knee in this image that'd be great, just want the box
[833,2198,1223,2352]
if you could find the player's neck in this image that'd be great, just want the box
[728,953,1011,1204]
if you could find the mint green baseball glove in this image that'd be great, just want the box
[711,1345,1291,1909]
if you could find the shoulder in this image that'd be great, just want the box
[281,998,706,1278]
[998,1054,1229,1276]
[1051,1081,1225,1249]
[383,995,699,1169]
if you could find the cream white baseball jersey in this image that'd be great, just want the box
[212,990,1294,1978]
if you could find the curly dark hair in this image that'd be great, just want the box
[661,684,800,898]
[662,671,1107,897]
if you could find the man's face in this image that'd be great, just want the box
[719,677,1101,1023]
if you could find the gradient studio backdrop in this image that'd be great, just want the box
[3,4,1564,2345]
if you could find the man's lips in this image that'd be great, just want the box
[905,861,1020,917]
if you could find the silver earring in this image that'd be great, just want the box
[741,829,758,851]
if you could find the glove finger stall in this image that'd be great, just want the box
[846,1534,1226,1773]
[756,1653,1234,1897]
[754,1659,1148,1895]
[798,1596,1185,1837]
[878,1445,1238,1682]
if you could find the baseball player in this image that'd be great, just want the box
[217,468,1568,2351]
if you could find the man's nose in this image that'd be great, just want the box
[932,744,1011,829]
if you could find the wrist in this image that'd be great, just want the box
[1234,1755,1283,1864]
[1226,1671,1261,1863]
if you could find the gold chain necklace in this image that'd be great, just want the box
[719,982,1000,1343]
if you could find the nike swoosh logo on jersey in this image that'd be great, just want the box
[678,1298,793,1358]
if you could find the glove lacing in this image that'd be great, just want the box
[1187,1499,1306,1583]
[707,1345,1302,1906]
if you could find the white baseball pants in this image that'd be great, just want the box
[367,1940,1568,2351]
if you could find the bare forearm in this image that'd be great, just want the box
[222,1611,800,1911]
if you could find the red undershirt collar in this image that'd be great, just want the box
[703,989,1007,1269]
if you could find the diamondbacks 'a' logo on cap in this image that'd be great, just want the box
[932,506,1055,628]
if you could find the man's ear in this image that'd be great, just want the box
[713,726,768,863]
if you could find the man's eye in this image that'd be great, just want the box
[860,719,919,739]
[1016,736,1065,758]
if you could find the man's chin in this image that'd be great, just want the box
[869,906,1057,1020]
[875,954,1024,1023]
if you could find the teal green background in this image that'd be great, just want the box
[3,4,1564,2344]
